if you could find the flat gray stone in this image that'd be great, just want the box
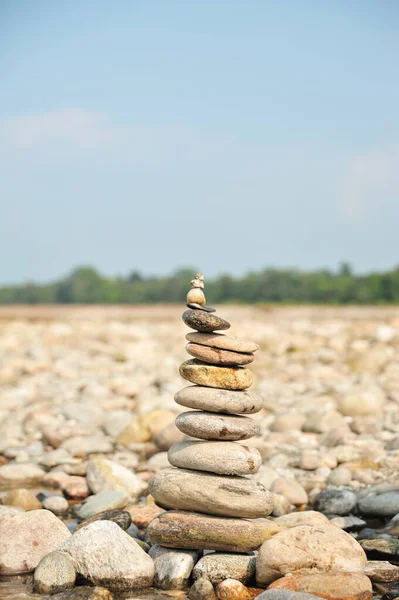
[168,440,262,475]
[183,310,230,333]
[186,343,255,366]
[74,490,128,519]
[313,488,357,515]
[175,411,260,441]
[186,332,259,353]
[193,552,256,585]
[358,492,399,517]
[149,467,274,518]
[256,591,327,600]
[175,385,262,414]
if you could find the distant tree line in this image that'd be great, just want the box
[0,263,399,304]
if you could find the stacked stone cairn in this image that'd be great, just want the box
[148,274,275,573]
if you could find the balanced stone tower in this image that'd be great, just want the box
[148,274,274,553]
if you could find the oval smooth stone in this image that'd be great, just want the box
[147,510,281,552]
[149,468,273,518]
[186,343,254,366]
[182,310,230,333]
[175,386,263,415]
[180,360,253,390]
[168,441,262,475]
[175,411,260,441]
[186,332,259,354]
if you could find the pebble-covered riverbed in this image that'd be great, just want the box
[0,305,399,600]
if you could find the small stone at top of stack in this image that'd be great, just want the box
[148,274,274,553]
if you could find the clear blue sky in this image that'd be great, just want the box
[1,0,398,283]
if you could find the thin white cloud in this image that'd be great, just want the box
[1,108,116,148]
[339,145,399,223]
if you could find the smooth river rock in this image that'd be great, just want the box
[58,521,154,590]
[0,509,71,574]
[180,360,253,390]
[193,552,256,585]
[168,441,262,475]
[186,343,255,366]
[358,491,399,517]
[175,411,260,441]
[175,386,263,414]
[183,310,231,333]
[149,468,274,518]
[256,523,367,586]
[186,332,259,353]
[149,545,201,590]
[267,572,372,600]
[33,551,76,594]
[147,510,282,552]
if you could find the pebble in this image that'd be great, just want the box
[0,509,71,574]
[86,456,141,499]
[116,409,175,445]
[180,360,253,390]
[50,588,114,600]
[58,521,154,590]
[153,421,186,450]
[187,303,216,312]
[256,592,322,600]
[313,488,357,515]
[149,545,201,590]
[147,510,282,552]
[186,343,254,366]
[43,496,69,514]
[187,288,206,305]
[125,503,165,529]
[215,579,255,599]
[256,523,367,586]
[1,488,42,511]
[193,552,256,585]
[74,489,128,519]
[61,476,90,500]
[175,411,260,441]
[360,538,399,557]
[60,434,113,457]
[267,571,372,600]
[33,551,76,594]
[149,468,273,518]
[175,386,263,414]
[0,463,45,489]
[270,478,308,506]
[327,467,352,486]
[358,491,399,517]
[273,511,329,528]
[337,385,385,416]
[186,332,259,353]
[329,515,366,530]
[74,509,132,532]
[168,441,262,475]
[188,578,217,600]
[182,310,231,333]
[364,560,399,582]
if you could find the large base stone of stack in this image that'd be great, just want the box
[175,411,260,441]
[180,359,253,390]
[168,440,262,475]
[148,510,283,552]
[149,468,274,518]
[175,385,263,414]
[186,342,255,365]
